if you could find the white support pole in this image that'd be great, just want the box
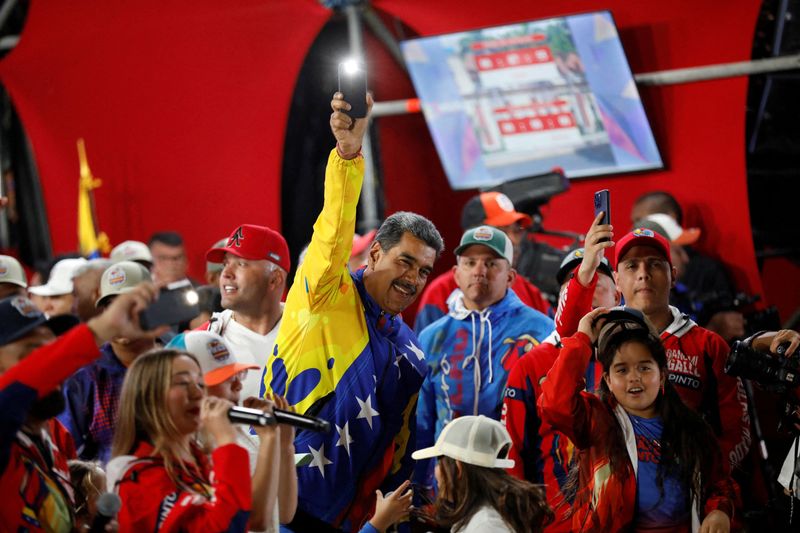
[345,4,381,233]
[370,54,800,118]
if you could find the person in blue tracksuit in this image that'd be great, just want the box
[414,226,555,492]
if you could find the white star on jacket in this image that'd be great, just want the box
[356,394,380,429]
[405,341,425,361]
[335,422,354,457]
[308,444,332,477]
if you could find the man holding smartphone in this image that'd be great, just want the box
[262,92,443,532]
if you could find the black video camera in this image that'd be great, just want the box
[724,340,800,394]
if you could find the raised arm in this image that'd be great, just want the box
[296,93,373,310]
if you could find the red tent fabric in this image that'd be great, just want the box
[0,0,765,304]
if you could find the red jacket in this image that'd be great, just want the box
[552,270,751,469]
[413,269,552,332]
[539,332,735,532]
[0,325,99,533]
[114,441,251,532]
[503,273,602,532]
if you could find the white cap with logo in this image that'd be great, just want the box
[0,255,27,288]
[166,331,259,386]
[97,261,152,307]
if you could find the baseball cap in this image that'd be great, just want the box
[206,238,228,274]
[556,248,613,286]
[96,261,152,307]
[29,258,88,297]
[453,226,514,264]
[614,228,672,268]
[206,224,290,273]
[110,240,153,266]
[412,415,515,469]
[0,295,79,346]
[596,306,660,355]
[0,255,27,288]
[166,331,259,386]
[636,214,700,246]
[351,229,377,259]
[461,192,532,231]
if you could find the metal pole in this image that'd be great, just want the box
[370,54,800,118]
[345,4,380,232]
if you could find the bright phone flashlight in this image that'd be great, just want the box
[342,58,360,75]
[185,290,199,306]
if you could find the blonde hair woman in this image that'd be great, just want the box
[109,349,251,532]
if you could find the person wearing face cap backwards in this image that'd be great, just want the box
[0,283,160,533]
[262,93,444,532]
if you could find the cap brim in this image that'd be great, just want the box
[411,445,441,461]
[204,363,260,386]
[673,227,701,246]
[556,259,582,286]
[28,284,71,297]
[483,211,532,228]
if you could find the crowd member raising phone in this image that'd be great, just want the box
[539,307,735,532]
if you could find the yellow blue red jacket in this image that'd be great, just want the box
[262,149,427,531]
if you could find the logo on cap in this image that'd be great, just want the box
[208,340,230,363]
[108,268,127,287]
[633,228,655,238]
[473,227,494,241]
[228,227,245,248]
[268,252,282,263]
[574,250,584,258]
[495,193,515,213]
[11,296,41,318]
[0,261,7,276]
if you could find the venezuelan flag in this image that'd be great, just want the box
[76,138,110,258]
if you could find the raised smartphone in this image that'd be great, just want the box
[338,61,368,119]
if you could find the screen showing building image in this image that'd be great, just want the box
[401,11,663,189]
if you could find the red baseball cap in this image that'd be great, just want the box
[461,192,532,230]
[206,224,290,272]
[615,228,672,268]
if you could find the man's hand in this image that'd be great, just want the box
[330,92,373,159]
[751,329,800,356]
[577,211,614,286]
[86,283,164,345]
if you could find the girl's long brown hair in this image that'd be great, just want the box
[111,349,202,488]
[434,455,553,533]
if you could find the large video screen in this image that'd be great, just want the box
[400,11,663,189]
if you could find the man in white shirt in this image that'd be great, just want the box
[201,224,290,400]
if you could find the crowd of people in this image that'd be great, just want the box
[1,93,799,533]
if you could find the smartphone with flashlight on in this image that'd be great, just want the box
[139,285,200,330]
[338,59,368,119]
[594,189,611,243]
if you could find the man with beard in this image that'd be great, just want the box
[262,93,444,532]
[59,261,155,463]
[0,283,159,533]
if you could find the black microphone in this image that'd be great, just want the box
[274,408,331,433]
[228,406,276,427]
[88,493,121,533]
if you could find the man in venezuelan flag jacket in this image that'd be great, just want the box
[262,94,444,532]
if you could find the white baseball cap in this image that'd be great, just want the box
[0,255,27,288]
[412,415,515,469]
[166,331,259,386]
[28,258,88,297]
[97,261,152,307]
[110,240,153,265]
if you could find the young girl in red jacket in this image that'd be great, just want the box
[109,349,251,532]
[539,307,735,533]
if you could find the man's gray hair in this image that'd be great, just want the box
[375,211,444,258]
